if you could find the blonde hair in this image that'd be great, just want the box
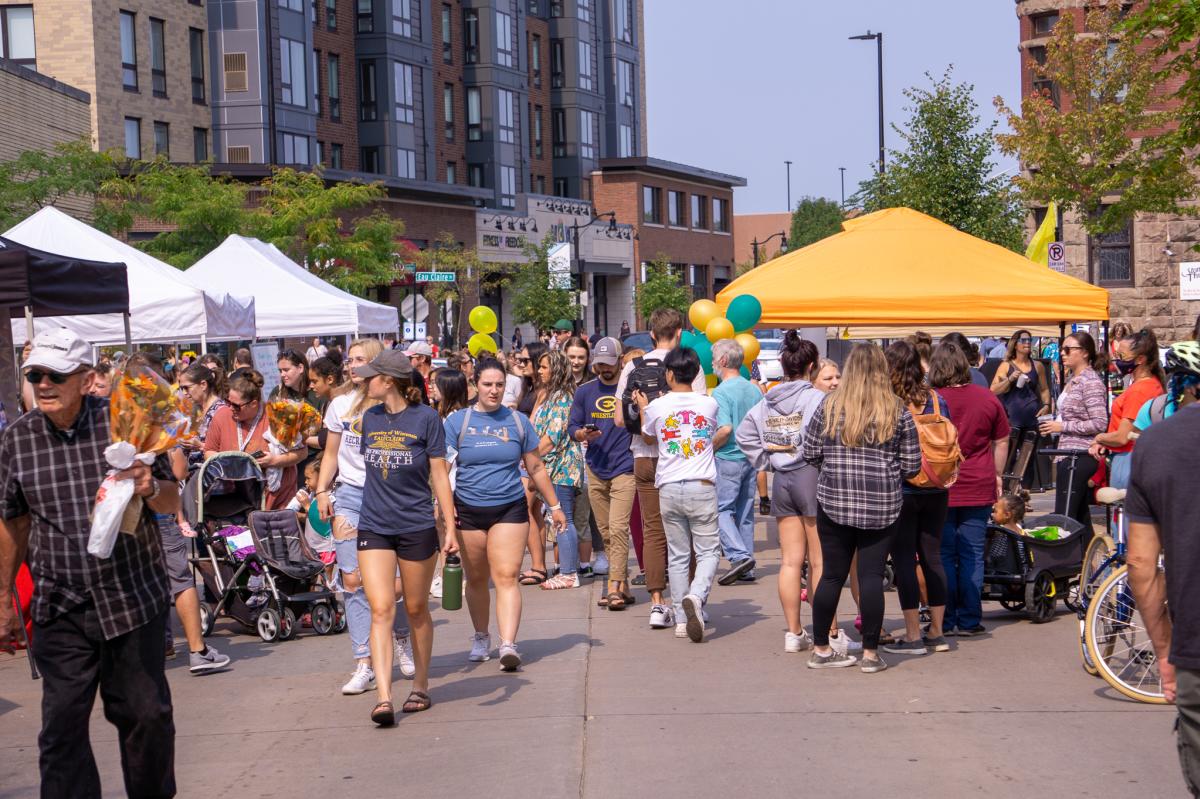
[621,347,646,367]
[347,338,385,418]
[821,342,899,447]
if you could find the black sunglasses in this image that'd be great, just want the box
[1060,345,1082,354]
[25,369,79,385]
[226,398,258,412]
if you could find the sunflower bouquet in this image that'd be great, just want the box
[261,399,322,492]
[175,390,206,445]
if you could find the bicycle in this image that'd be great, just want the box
[1076,485,1124,675]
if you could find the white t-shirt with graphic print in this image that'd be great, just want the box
[642,391,719,488]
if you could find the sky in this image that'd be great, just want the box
[643,1,1022,214]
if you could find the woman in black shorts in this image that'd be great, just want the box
[444,358,567,671]
[355,350,457,725]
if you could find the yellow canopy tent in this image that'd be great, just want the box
[716,207,1108,328]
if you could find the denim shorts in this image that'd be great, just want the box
[156,514,195,597]
[332,482,363,531]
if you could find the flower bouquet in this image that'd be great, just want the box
[175,390,206,446]
[88,364,192,558]
[262,399,322,492]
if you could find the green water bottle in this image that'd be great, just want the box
[441,555,463,611]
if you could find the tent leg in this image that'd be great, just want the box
[200,335,208,355]
[0,308,18,423]
[24,306,34,343]
[123,313,133,351]
[1102,319,1111,408]
[1057,322,1067,394]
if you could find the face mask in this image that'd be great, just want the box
[1113,358,1137,376]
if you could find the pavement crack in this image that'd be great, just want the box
[578,589,595,798]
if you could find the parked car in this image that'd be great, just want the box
[620,331,654,354]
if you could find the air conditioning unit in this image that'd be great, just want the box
[223,52,248,92]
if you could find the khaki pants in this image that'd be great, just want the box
[587,467,636,584]
[634,457,667,595]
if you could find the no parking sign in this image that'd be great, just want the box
[1048,242,1067,273]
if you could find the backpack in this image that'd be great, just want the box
[906,392,962,490]
[621,356,668,435]
[1147,394,1171,426]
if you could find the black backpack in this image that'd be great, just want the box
[621,356,668,435]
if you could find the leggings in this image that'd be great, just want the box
[813,507,899,650]
[1054,453,1098,532]
[891,491,949,611]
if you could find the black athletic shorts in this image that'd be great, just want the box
[357,527,439,561]
[454,496,529,531]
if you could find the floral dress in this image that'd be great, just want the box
[532,391,583,487]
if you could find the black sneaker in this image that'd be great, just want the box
[718,558,756,586]
[882,638,927,656]
[923,635,951,653]
[759,496,771,515]
[631,572,646,586]
[957,624,987,637]
[578,565,594,579]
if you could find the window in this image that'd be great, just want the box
[326,0,336,30]
[668,190,684,226]
[280,38,307,107]
[464,9,478,63]
[691,194,707,229]
[531,33,542,86]
[1031,11,1058,36]
[317,140,324,164]
[124,117,141,159]
[150,18,167,96]
[533,104,543,158]
[578,40,592,90]
[359,61,377,120]
[331,143,343,168]
[1028,46,1059,107]
[283,133,310,164]
[154,121,169,157]
[467,86,481,140]
[361,146,380,172]
[189,28,205,103]
[468,163,484,187]
[618,124,633,157]
[496,11,513,67]
[550,0,563,17]
[498,89,515,143]
[642,185,661,223]
[328,54,340,119]
[618,60,634,107]
[357,0,373,32]
[392,0,411,37]
[500,165,516,208]
[550,38,563,88]
[712,197,729,233]
[614,0,632,43]
[554,177,568,197]
[443,84,454,140]
[446,161,456,184]
[120,11,138,91]
[396,147,416,178]
[394,62,414,123]
[193,127,208,162]
[441,4,451,62]
[535,175,545,194]
[578,0,591,23]
[0,6,35,67]
[579,110,595,159]
[552,108,565,157]
[313,49,321,114]
[1091,217,1133,286]
[528,0,540,15]
[279,0,302,10]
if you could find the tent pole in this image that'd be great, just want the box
[1057,321,1066,395]
[201,334,208,355]
[24,306,33,343]
[1102,319,1111,408]
[123,313,132,351]
[0,308,18,422]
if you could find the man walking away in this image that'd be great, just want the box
[710,339,763,585]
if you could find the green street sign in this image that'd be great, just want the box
[415,271,456,283]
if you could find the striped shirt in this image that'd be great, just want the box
[802,397,921,529]
[1056,368,1109,454]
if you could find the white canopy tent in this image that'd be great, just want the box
[4,207,256,345]
[184,235,399,337]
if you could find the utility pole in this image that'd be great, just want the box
[839,167,846,208]
[785,160,792,211]
[850,31,885,174]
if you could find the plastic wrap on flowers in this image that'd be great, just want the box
[262,400,323,493]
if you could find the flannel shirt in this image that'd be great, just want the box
[0,396,172,640]
[1056,368,1109,454]
[801,396,921,529]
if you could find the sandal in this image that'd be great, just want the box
[597,594,609,608]
[620,592,636,606]
[371,701,395,727]
[401,690,432,713]
[519,568,548,586]
[607,592,626,611]
[540,573,579,590]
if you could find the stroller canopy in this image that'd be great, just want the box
[184,453,265,525]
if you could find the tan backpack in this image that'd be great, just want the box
[907,392,962,489]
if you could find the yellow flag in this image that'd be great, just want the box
[1025,201,1057,266]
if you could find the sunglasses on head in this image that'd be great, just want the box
[25,369,79,385]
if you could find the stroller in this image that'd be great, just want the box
[982,512,1087,623]
[185,452,345,643]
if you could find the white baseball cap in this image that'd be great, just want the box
[405,341,434,358]
[24,328,93,374]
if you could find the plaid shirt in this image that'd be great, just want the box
[0,396,172,640]
[802,397,921,529]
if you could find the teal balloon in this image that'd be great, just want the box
[680,330,696,350]
[692,338,713,374]
[740,365,752,379]
[307,500,331,538]
[727,295,763,333]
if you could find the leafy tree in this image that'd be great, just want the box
[412,233,507,346]
[509,236,577,333]
[1123,1,1200,158]
[855,68,1026,251]
[636,255,691,319]
[0,139,120,231]
[995,5,1195,235]
[789,197,844,251]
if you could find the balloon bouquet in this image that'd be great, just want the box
[682,295,762,389]
[466,305,499,357]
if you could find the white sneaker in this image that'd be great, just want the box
[829,629,863,655]
[341,662,376,695]
[394,635,416,677]
[498,641,522,672]
[648,604,675,629]
[784,631,812,653]
[674,622,689,638]
[468,632,491,662]
[430,574,443,599]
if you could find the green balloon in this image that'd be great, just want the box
[740,365,752,380]
[307,500,331,537]
[727,294,763,333]
[680,330,696,350]
[692,338,713,374]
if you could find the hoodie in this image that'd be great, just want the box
[736,380,826,472]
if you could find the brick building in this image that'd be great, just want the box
[1015,0,1200,340]
[732,212,791,267]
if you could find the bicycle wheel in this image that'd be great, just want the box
[1084,565,1167,704]
[1080,533,1115,603]
[1078,616,1098,676]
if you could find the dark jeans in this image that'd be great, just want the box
[1177,668,1200,797]
[1054,452,1098,532]
[33,604,176,799]
[892,490,950,610]
[941,505,991,632]
[813,507,898,650]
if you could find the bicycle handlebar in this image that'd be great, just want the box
[1039,448,1087,459]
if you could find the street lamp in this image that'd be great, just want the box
[751,231,788,268]
[839,166,846,208]
[570,211,619,333]
[849,30,885,175]
[785,160,793,212]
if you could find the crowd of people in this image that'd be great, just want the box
[4,310,1200,794]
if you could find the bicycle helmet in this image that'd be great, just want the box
[1165,340,1200,377]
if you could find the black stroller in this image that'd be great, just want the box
[185,452,344,643]
[982,512,1087,623]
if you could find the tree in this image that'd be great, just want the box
[635,255,691,319]
[789,197,844,251]
[0,139,120,231]
[855,68,1026,251]
[412,233,507,346]
[509,236,577,333]
[1123,1,1200,157]
[995,5,1195,235]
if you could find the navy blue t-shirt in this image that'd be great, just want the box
[568,380,634,480]
[358,403,446,535]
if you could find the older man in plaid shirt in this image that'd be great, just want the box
[0,329,180,799]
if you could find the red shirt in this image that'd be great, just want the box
[203,405,297,510]
[1108,377,1164,454]
[939,384,1011,508]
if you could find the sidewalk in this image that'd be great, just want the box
[0,512,1182,797]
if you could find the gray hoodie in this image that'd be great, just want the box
[736,380,826,472]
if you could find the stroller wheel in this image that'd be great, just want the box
[199,603,217,637]
[1000,599,1026,612]
[256,607,282,642]
[1063,577,1083,613]
[311,602,335,635]
[279,608,297,641]
[333,604,348,633]
[1025,572,1058,624]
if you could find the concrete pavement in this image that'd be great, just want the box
[0,513,1185,798]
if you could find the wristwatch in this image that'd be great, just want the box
[147,479,162,501]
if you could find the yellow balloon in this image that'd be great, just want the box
[735,332,760,363]
[689,299,720,332]
[705,316,734,344]
[468,332,497,357]
[705,373,720,389]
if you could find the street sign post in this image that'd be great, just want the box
[1048,242,1066,273]
[415,271,456,283]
